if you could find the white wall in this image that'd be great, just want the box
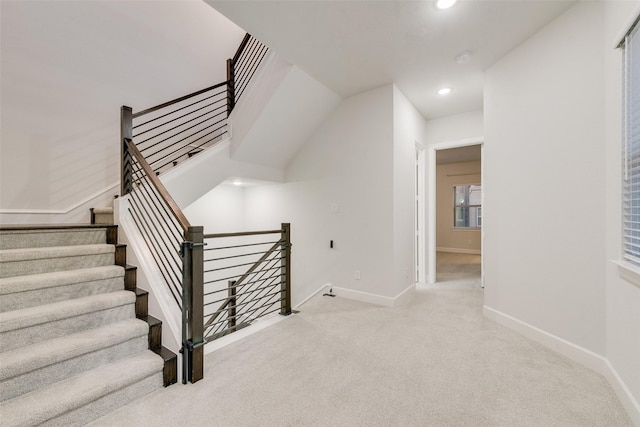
[436,161,482,253]
[0,1,244,223]
[424,109,484,145]
[239,85,397,305]
[484,1,606,354]
[183,183,245,233]
[393,87,429,294]
[604,1,640,420]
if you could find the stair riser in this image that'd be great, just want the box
[0,303,135,352]
[41,373,163,427]
[0,335,148,401]
[1,277,124,313]
[92,213,114,225]
[0,253,115,278]
[0,230,107,250]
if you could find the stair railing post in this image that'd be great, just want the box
[226,58,235,116]
[280,223,292,315]
[120,106,133,196]
[228,280,237,331]
[184,226,204,383]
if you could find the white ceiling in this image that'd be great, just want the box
[436,144,481,165]
[208,0,575,120]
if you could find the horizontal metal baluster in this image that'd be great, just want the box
[145,116,228,167]
[133,93,219,130]
[204,240,278,252]
[137,104,224,148]
[204,290,283,334]
[133,95,226,138]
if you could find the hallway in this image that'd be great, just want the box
[436,251,482,287]
[91,287,630,426]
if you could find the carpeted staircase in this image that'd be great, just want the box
[0,225,176,426]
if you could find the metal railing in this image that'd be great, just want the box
[202,224,292,342]
[119,34,277,384]
[123,34,268,177]
[130,82,230,176]
[227,33,270,114]
[121,137,204,384]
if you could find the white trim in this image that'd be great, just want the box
[415,142,427,283]
[483,305,606,372]
[329,283,416,307]
[0,182,119,214]
[611,259,640,289]
[204,311,290,355]
[603,359,640,426]
[428,137,484,285]
[613,6,640,49]
[394,283,417,306]
[483,305,640,425]
[294,284,333,309]
[436,246,481,255]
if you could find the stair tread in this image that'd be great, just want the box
[0,291,135,333]
[139,314,161,327]
[91,208,113,214]
[0,318,148,381]
[0,244,114,263]
[151,346,177,362]
[0,351,163,426]
[0,265,124,295]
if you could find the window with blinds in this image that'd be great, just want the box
[623,16,640,265]
[453,184,482,228]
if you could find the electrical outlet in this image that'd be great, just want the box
[355,270,361,280]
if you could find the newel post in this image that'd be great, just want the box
[226,58,235,116]
[280,223,292,315]
[181,227,204,384]
[120,106,133,196]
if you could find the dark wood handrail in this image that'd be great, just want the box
[124,138,191,231]
[204,229,281,239]
[132,80,229,119]
[232,33,252,65]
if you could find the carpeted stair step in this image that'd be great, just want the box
[0,244,115,278]
[0,227,108,250]
[0,318,149,401]
[0,291,135,352]
[0,266,125,312]
[0,350,164,427]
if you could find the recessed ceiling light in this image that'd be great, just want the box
[438,87,452,96]
[233,180,242,186]
[435,0,457,10]
[455,51,473,64]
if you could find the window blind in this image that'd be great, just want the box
[623,16,640,265]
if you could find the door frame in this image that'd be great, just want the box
[415,142,426,283]
[427,137,484,285]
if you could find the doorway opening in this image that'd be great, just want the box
[427,139,484,287]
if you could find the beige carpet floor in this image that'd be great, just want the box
[91,284,631,426]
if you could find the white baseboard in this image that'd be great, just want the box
[294,284,332,309]
[204,312,289,355]
[328,283,416,308]
[484,305,640,425]
[603,359,640,426]
[436,246,481,255]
